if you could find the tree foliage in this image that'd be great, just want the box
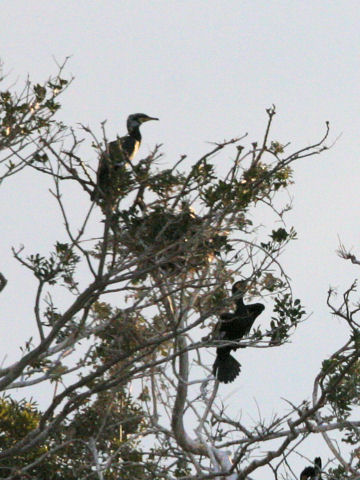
[1,63,360,480]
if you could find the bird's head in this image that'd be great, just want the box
[232,280,247,298]
[127,113,159,132]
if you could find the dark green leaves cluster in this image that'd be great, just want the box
[201,162,292,212]
[323,354,360,418]
[268,294,305,344]
[0,77,67,146]
[327,465,351,480]
[261,227,297,253]
[174,458,192,478]
[0,391,156,480]
[27,242,79,289]
[0,396,56,478]
[93,301,153,364]
[0,395,39,442]
[142,167,185,196]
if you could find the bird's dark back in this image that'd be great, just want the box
[219,303,264,340]
[246,303,265,318]
[300,457,322,480]
[109,136,139,163]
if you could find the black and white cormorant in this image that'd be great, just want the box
[300,457,322,480]
[212,281,265,384]
[91,113,159,201]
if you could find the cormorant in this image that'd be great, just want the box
[91,113,158,201]
[212,281,265,384]
[300,457,322,480]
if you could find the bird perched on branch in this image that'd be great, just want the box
[91,113,158,202]
[212,281,264,384]
[300,457,322,480]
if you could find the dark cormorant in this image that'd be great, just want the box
[91,113,158,201]
[212,281,265,384]
[300,457,322,480]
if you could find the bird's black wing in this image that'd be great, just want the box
[219,312,235,321]
[92,137,134,201]
[247,303,265,317]
[96,136,132,183]
[224,302,265,339]
[109,138,126,164]
[91,152,110,200]
[241,303,264,334]
[112,135,139,162]
[213,313,234,341]
[300,466,315,480]
[299,457,322,480]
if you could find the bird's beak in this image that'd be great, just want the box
[144,116,159,122]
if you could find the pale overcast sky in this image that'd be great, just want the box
[1,1,360,476]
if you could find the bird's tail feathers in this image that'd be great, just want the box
[212,354,241,384]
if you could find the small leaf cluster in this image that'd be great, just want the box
[92,301,154,364]
[143,167,186,196]
[273,165,292,190]
[327,464,351,480]
[261,227,297,254]
[0,396,56,477]
[174,458,192,478]
[0,76,68,148]
[0,396,39,443]
[201,162,292,213]
[191,159,217,185]
[192,285,229,317]
[268,294,305,344]
[323,355,360,418]
[269,140,285,154]
[27,242,79,289]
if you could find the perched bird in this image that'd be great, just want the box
[91,113,158,202]
[212,281,264,384]
[300,457,322,480]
